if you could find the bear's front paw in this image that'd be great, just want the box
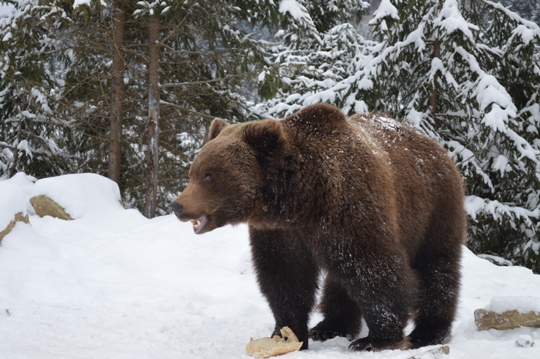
[272,325,309,350]
[309,327,341,342]
[309,319,358,342]
[349,337,409,351]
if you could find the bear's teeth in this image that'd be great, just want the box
[189,215,208,234]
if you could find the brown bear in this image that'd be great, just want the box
[170,104,466,351]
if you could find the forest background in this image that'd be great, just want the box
[1,0,539,273]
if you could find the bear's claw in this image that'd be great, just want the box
[310,329,340,342]
[309,319,358,342]
[349,337,410,351]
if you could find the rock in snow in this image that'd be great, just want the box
[475,309,540,331]
[30,195,73,220]
[30,173,123,219]
[0,211,28,242]
[475,296,540,330]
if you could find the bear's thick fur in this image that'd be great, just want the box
[171,104,466,351]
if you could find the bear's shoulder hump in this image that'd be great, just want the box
[283,104,347,131]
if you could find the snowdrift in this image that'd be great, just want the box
[0,173,539,358]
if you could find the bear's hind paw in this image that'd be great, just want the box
[349,337,410,351]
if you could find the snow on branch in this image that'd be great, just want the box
[483,0,540,34]
[279,0,311,21]
[446,140,494,191]
[369,0,399,26]
[277,0,321,45]
[466,195,540,230]
[433,0,478,42]
[505,128,539,162]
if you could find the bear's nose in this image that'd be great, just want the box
[169,202,184,217]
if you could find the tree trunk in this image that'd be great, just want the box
[144,15,161,218]
[108,1,125,184]
[429,40,441,118]
[429,0,443,124]
[9,118,24,178]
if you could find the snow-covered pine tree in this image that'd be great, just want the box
[2,0,334,215]
[254,0,371,115]
[57,0,127,181]
[500,0,540,25]
[127,0,308,215]
[0,0,72,178]
[365,0,540,272]
[92,0,324,215]
[0,0,312,214]
[258,0,540,272]
[459,0,540,272]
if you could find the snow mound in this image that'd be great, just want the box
[486,296,540,314]
[30,173,123,219]
[3,172,36,198]
[0,181,27,230]
[0,172,539,358]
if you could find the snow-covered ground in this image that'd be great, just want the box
[1,173,539,359]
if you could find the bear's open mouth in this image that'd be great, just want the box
[190,214,208,234]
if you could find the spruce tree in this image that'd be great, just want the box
[128,0,291,215]
[258,0,540,272]
[0,0,72,178]
[254,0,371,115]
[366,0,540,272]
[50,0,316,215]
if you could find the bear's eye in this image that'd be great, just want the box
[202,172,214,183]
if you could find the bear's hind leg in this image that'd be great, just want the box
[332,249,414,351]
[409,240,462,348]
[249,227,319,350]
[310,274,362,342]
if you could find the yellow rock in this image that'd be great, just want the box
[474,308,540,330]
[0,212,29,243]
[30,195,72,220]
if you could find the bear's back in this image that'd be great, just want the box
[279,105,464,252]
[349,112,465,251]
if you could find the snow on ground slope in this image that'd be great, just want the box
[1,173,539,359]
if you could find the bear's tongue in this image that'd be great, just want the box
[190,214,208,234]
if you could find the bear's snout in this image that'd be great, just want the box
[169,201,184,218]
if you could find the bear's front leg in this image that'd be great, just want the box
[309,274,362,342]
[249,227,319,350]
[347,295,411,351]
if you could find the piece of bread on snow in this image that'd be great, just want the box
[245,326,303,358]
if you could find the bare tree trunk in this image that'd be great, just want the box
[9,118,24,178]
[429,40,441,117]
[429,0,443,124]
[108,0,125,184]
[108,0,125,183]
[144,15,161,218]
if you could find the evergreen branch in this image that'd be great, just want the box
[160,73,246,88]
[159,101,216,123]
[159,0,198,46]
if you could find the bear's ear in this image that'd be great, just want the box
[207,118,229,141]
[243,119,284,154]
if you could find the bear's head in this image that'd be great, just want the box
[170,117,285,234]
